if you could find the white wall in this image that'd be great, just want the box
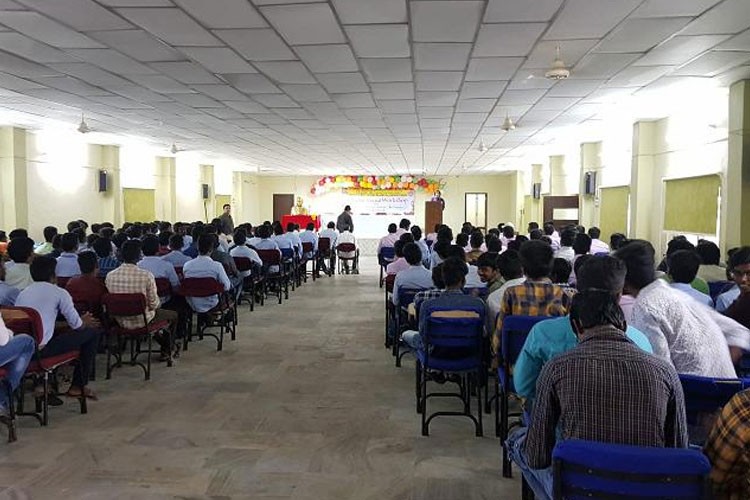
[175,154,204,222]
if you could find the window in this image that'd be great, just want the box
[465,193,487,230]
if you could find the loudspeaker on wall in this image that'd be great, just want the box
[202,183,210,199]
[98,170,108,192]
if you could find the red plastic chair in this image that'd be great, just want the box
[233,256,264,311]
[336,243,357,274]
[318,237,333,277]
[256,249,288,304]
[0,306,87,427]
[102,293,173,381]
[179,277,235,351]
[301,242,317,282]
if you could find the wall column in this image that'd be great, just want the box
[199,164,214,222]
[0,127,29,230]
[579,141,602,229]
[155,156,177,222]
[629,121,657,240]
[549,155,570,195]
[88,144,122,227]
[726,80,750,247]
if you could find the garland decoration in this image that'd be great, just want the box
[310,175,441,196]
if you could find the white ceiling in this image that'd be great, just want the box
[0,0,748,175]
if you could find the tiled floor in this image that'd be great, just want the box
[0,258,521,499]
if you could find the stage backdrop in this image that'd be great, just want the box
[310,189,415,238]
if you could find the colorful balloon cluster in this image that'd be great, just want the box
[310,175,440,196]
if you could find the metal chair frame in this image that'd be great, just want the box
[180,278,236,352]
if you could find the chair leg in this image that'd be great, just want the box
[501,388,512,478]
[475,372,483,437]
[415,360,422,414]
[42,373,49,426]
[3,381,17,443]
[421,363,429,436]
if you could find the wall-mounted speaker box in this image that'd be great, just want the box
[202,183,210,200]
[584,171,597,195]
[98,169,108,192]
[532,182,542,200]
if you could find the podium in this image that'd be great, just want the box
[281,214,321,231]
[425,201,443,232]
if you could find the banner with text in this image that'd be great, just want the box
[343,189,414,215]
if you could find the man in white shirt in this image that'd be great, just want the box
[543,222,561,252]
[162,234,192,268]
[0,315,35,420]
[615,240,748,376]
[378,224,399,254]
[183,235,232,313]
[298,222,319,260]
[318,222,338,275]
[337,230,358,274]
[4,237,34,290]
[285,222,303,258]
[229,229,263,278]
[668,250,714,307]
[396,218,411,237]
[15,256,100,401]
[587,227,610,255]
[554,229,576,262]
[716,247,750,312]
[138,235,181,304]
[488,249,526,320]
[55,233,82,278]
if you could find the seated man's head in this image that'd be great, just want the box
[570,256,628,336]
[573,233,592,256]
[668,250,701,285]
[498,249,523,281]
[486,235,502,253]
[519,240,554,280]
[399,232,414,245]
[93,237,113,258]
[158,230,172,248]
[387,223,397,234]
[696,240,721,266]
[327,221,335,229]
[455,233,469,248]
[529,228,543,240]
[560,228,576,248]
[61,232,79,253]
[169,234,184,251]
[476,252,499,283]
[588,226,601,240]
[43,226,58,243]
[411,225,422,241]
[550,257,572,285]
[445,244,467,262]
[469,231,484,250]
[431,263,446,288]
[257,225,272,239]
[728,246,750,292]
[8,228,28,240]
[543,221,555,236]
[272,222,284,236]
[121,240,142,264]
[233,229,247,246]
[613,240,656,295]
[141,235,160,257]
[7,237,34,264]
[528,222,539,233]
[198,234,215,256]
[393,240,405,258]
[30,256,57,283]
[306,222,315,231]
[403,242,422,266]
[77,251,99,276]
[441,257,468,290]
[610,233,627,250]
[399,218,411,230]
[286,222,295,233]
[502,225,515,239]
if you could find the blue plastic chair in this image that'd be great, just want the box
[378,246,396,287]
[393,287,424,367]
[498,315,554,478]
[463,287,489,300]
[415,304,486,436]
[279,247,297,290]
[738,352,750,378]
[707,280,733,302]
[552,439,711,499]
[679,374,745,444]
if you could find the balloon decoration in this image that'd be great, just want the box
[309,175,441,196]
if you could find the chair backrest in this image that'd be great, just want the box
[257,249,281,266]
[379,246,395,264]
[423,305,485,351]
[500,315,554,364]
[707,280,733,301]
[280,247,294,260]
[102,293,148,317]
[337,243,356,253]
[302,242,314,254]
[552,439,711,499]
[154,277,172,297]
[179,277,225,298]
[318,237,331,253]
[397,287,423,310]
[384,273,396,292]
[0,306,45,346]
[233,256,253,272]
[678,374,745,425]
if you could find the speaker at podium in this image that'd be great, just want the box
[425,200,443,233]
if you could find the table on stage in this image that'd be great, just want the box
[281,214,321,231]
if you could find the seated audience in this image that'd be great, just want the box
[609,232,627,251]
[138,235,181,304]
[514,256,653,409]
[425,223,440,243]
[92,236,120,277]
[487,250,526,320]
[15,257,100,402]
[0,263,19,306]
[55,233,82,279]
[696,240,728,283]
[386,240,409,276]
[392,243,433,306]
[182,234,232,313]
[285,222,302,258]
[507,255,688,500]
[0,315,35,421]
[550,257,572,287]
[554,228,575,262]
[486,235,502,253]
[34,226,57,256]
[337,228,358,274]
[410,225,431,268]
[412,264,446,316]
[587,226,609,254]
[455,232,470,253]
[444,245,484,289]
[65,252,108,318]
[660,237,710,295]
[229,229,263,278]
[704,389,750,499]
[717,247,750,313]
[298,223,319,260]
[476,252,502,295]
[162,234,192,268]
[5,237,34,290]
[317,221,338,274]
[430,226,453,269]
[466,231,484,264]
[378,223,399,255]
[569,232,592,285]
[615,240,748,374]
[493,241,570,356]
[106,240,177,359]
[543,221,560,251]
[500,225,515,249]
[668,249,714,307]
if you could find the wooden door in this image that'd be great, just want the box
[273,194,294,223]
[543,195,579,228]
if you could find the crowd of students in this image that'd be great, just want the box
[380,219,750,499]
[0,214,346,436]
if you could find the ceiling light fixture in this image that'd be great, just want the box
[77,113,91,134]
[501,113,516,132]
[545,44,570,80]
[170,143,180,154]
[478,138,487,152]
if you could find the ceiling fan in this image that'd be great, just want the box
[77,113,91,134]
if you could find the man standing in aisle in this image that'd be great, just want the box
[336,205,354,233]
[219,203,234,237]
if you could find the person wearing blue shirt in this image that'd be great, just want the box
[138,235,180,304]
[55,232,82,278]
[0,264,19,306]
[182,234,232,313]
[298,223,319,259]
[411,225,431,268]
[393,243,434,305]
[162,234,192,268]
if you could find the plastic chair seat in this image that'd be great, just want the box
[27,351,80,373]
[109,319,171,337]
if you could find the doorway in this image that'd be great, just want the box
[273,193,294,223]
[465,192,487,230]
[542,195,579,228]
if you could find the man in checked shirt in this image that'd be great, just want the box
[704,389,750,499]
[507,256,688,500]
